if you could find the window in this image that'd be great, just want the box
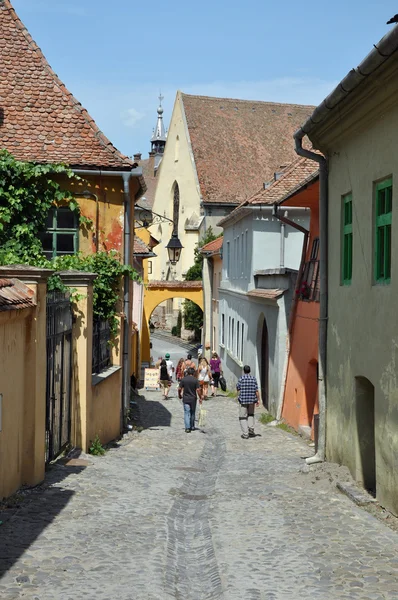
[245,231,249,278]
[231,318,235,351]
[240,235,243,276]
[241,323,244,361]
[221,314,225,345]
[40,207,78,260]
[375,178,392,284]
[300,237,320,302]
[237,321,240,357]
[147,260,152,275]
[172,182,180,234]
[342,193,353,285]
[228,316,231,349]
[227,242,230,278]
[92,318,112,375]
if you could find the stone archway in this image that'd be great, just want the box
[141,280,203,363]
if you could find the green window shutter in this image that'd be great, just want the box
[342,193,353,285]
[375,179,392,284]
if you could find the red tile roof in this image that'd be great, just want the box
[200,236,223,254]
[137,158,158,210]
[247,289,284,300]
[181,93,315,205]
[0,278,35,311]
[218,156,319,226]
[133,236,152,255]
[0,0,133,169]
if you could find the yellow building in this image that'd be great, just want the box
[0,0,146,497]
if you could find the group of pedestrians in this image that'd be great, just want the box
[157,349,261,438]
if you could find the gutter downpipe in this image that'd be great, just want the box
[272,206,310,421]
[293,135,327,465]
[73,167,144,432]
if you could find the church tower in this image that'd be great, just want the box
[150,94,167,160]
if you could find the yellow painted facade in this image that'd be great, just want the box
[148,92,202,282]
[0,276,47,500]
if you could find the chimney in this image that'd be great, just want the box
[133,152,142,162]
[148,151,156,176]
[274,165,288,181]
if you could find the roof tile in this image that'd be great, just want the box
[0,277,36,311]
[181,93,315,205]
[0,0,133,169]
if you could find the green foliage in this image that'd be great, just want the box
[259,412,275,425]
[185,226,221,281]
[0,149,77,265]
[89,434,106,456]
[176,310,182,337]
[0,150,140,338]
[183,299,203,340]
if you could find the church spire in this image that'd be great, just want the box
[151,93,167,155]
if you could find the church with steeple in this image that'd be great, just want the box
[133,95,167,211]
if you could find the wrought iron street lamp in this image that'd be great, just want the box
[165,232,183,265]
[135,204,183,265]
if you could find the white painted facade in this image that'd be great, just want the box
[218,208,309,416]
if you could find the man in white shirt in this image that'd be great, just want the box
[165,352,174,381]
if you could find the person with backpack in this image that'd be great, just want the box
[210,351,222,396]
[183,353,196,376]
[197,357,212,400]
[165,352,175,382]
[158,359,171,400]
[178,367,202,432]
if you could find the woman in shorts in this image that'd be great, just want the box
[158,359,170,399]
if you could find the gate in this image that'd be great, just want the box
[45,290,73,463]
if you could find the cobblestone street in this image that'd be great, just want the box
[1,388,398,600]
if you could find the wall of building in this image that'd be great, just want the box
[90,369,122,446]
[321,75,398,513]
[148,93,202,282]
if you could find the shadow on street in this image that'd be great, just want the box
[0,463,86,579]
[131,393,172,430]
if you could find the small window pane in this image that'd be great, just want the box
[46,209,55,229]
[57,209,76,229]
[57,234,75,253]
[386,187,392,213]
[385,224,391,279]
[40,232,53,251]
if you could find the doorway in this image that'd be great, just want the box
[260,318,269,409]
[355,376,376,496]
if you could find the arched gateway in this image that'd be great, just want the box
[141,280,203,363]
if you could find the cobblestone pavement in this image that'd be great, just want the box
[1,388,398,600]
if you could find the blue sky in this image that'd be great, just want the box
[12,0,398,158]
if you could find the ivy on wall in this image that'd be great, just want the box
[0,149,140,337]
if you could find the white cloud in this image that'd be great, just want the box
[122,108,145,129]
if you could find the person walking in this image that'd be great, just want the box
[175,358,185,382]
[178,367,202,432]
[236,365,260,439]
[183,353,196,376]
[158,359,170,400]
[210,352,222,396]
[197,357,212,400]
[165,352,174,381]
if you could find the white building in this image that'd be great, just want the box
[218,158,315,416]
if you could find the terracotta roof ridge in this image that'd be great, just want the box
[247,156,310,203]
[181,92,315,109]
[2,0,132,168]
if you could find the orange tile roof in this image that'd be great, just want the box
[0,0,133,170]
[218,156,319,226]
[200,236,223,253]
[137,157,158,210]
[181,94,315,205]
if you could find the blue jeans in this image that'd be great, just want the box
[183,402,196,430]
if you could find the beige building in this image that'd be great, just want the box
[296,25,398,513]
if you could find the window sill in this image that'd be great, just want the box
[227,349,243,368]
[219,343,225,349]
[92,365,121,386]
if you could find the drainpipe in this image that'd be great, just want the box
[280,213,286,269]
[273,206,309,420]
[293,134,328,464]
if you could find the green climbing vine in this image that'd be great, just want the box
[0,149,140,337]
